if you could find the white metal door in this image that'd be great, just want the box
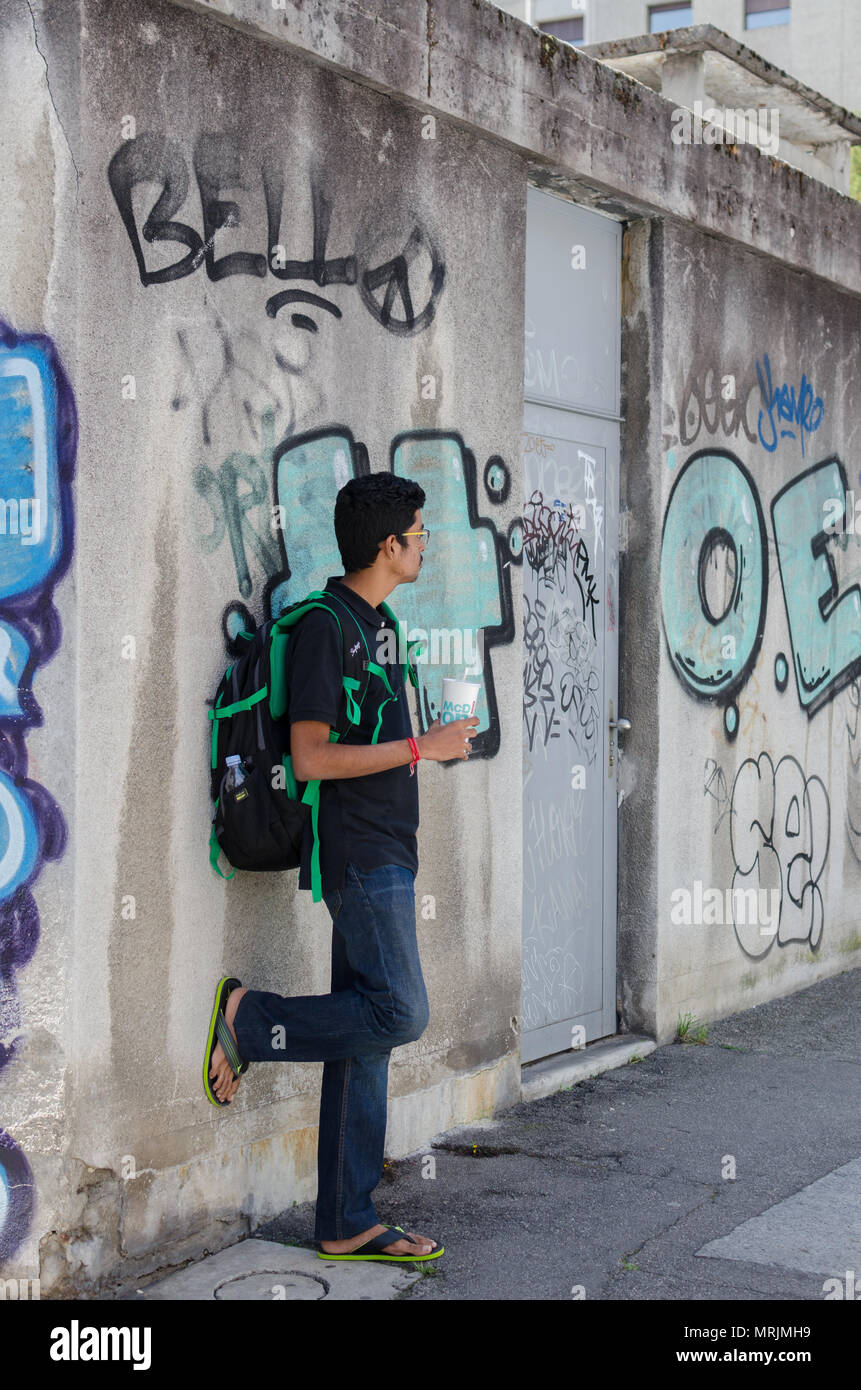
[521,187,621,1061]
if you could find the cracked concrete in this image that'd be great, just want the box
[253,970,860,1300]
[25,0,81,186]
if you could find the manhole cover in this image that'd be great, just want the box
[214,1269,327,1301]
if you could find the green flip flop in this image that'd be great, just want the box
[316,1225,444,1262]
[204,976,248,1107]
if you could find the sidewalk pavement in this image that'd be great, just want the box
[130,967,860,1301]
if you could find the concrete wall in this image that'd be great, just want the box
[620,215,861,1041]
[0,0,524,1293]
[0,0,80,1297]
[1,0,860,1295]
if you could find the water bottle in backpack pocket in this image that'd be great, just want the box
[214,753,311,870]
[223,754,247,796]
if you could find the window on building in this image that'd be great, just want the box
[648,3,694,32]
[745,0,791,27]
[538,16,584,45]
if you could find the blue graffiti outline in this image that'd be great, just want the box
[0,320,76,1267]
[0,1127,35,1264]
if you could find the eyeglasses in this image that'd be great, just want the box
[401,529,430,547]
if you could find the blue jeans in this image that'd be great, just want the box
[231,861,429,1241]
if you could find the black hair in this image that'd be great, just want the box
[334,472,426,572]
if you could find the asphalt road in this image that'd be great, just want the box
[257,968,861,1303]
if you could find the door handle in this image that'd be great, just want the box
[608,716,631,732]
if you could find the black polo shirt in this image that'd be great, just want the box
[286,576,419,895]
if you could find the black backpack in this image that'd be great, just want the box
[207,587,423,902]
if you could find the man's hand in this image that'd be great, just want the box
[417,717,480,762]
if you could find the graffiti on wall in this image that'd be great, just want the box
[665,350,849,958]
[255,428,516,757]
[173,316,298,452]
[706,753,830,960]
[665,356,825,458]
[109,133,518,758]
[661,446,861,735]
[661,448,768,728]
[212,425,518,756]
[756,354,825,458]
[194,407,284,602]
[0,321,75,1263]
[108,135,445,335]
[661,355,842,733]
[0,1127,35,1266]
[843,678,861,866]
[522,488,601,763]
[671,364,759,449]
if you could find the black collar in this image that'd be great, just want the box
[324,576,391,629]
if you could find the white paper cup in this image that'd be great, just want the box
[441,678,481,724]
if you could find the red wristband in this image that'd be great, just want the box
[407,736,420,775]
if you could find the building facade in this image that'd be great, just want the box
[502,1,861,113]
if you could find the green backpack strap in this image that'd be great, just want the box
[268,593,345,720]
[209,677,230,772]
[300,778,322,902]
[208,684,268,727]
[342,674,362,726]
[275,592,371,902]
[306,597,376,896]
[269,591,374,736]
[359,658,396,743]
[209,798,236,880]
[316,590,375,736]
[300,729,342,902]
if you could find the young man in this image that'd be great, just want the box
[206,473,479,1262]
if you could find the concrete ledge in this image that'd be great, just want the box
[388,1053,521,1155]
[582,24,861,136]
[165,0,861,295]
[520,1034,656,1101]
